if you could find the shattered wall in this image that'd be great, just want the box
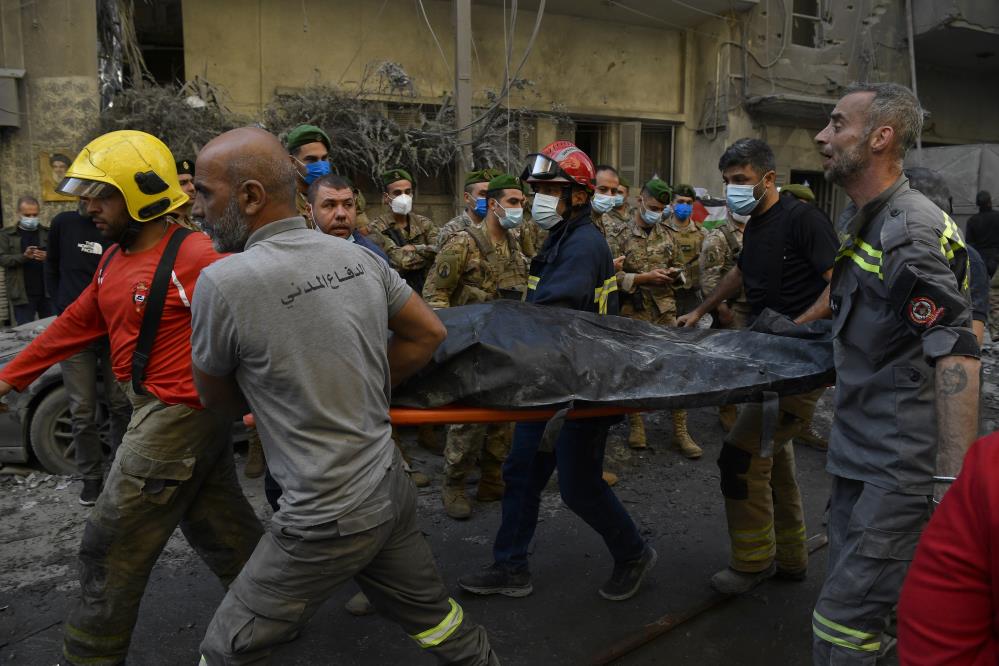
[0,0,99,228]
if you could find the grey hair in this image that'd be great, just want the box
[226,152,299,210]
[843,82,923,160]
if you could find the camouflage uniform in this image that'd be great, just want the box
[367,211,439,292]
[436,210,480,250]
[518,217,547,259]
[700,219,751,329]
[664,217,707,316]
[619,222,680,325]
[423,224,529,516]
[603,207,633,259]
[355,191,371,235]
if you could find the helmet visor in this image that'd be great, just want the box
[57,177,118,199]
[523,153,565,181]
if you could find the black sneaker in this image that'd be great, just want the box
[599,545,658,601]
[79,479,102,506]
[458,564,533,598]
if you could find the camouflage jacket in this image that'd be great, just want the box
[367,212,439,273]
[517,218,548,259]
[700,220,749,303]
[603,208,633,259]
[422,223,529,308]
[665,218,706,291]
[621,221,680,318]
[436,210,480,249]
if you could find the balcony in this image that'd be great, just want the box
[912,0,999,73]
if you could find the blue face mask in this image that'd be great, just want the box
[19,216,39,231]
[303,160,331,185]
[673,202,693,221]
[591,193,616,214]
[726,176,768,215]
[640,201,663,226]
[474,197,488,218]
[612,194,625,208]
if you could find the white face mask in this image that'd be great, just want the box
[19,216,39,231]
[730,212,751,224]
[531,193,562,230]
[390,193,413,215]
[497,206,524,229]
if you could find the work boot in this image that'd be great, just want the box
[718,404,738,432]
[409,470,431,487]
[795,424,829,451]
[345,591,376,616]
[599,545,658,601]
[417,425,444,454]
[443,484,472,520]
[244,433,265,479]
[602,470,619,486]
[671,410,703,459]
[710,562,777,595]
[458,564,533,597]
[476,465,505,502]
[627,413,647,449]
[79,479,102,507]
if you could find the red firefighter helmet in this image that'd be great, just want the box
[521,140,595,192]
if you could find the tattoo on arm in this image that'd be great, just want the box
[940,364,968,396]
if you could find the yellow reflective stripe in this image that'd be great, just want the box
[813,626,881,653]
[837,249,883,278]
[733,543,776,561]
[594,276,618,315]
[731,521,774,540]
[776,525,806,543]
[411,598,464,648]
[813,610,878,641]
[855,238,882,259]
[527,276,540,291]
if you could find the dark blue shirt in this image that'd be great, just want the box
[18,228,45,298]
[353,230,389,264]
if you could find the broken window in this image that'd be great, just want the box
[791,0,822,48]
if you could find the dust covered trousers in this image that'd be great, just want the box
[814,177,978,664]
[64,385,263,665]
[200,455,497,665]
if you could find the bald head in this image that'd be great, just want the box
[193,127,299,252]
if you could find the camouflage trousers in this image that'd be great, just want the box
[443,423,513,485]
[62,385,263,666]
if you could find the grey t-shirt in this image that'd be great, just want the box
[191,216,412,528]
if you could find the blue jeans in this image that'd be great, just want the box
[493,419,645,572]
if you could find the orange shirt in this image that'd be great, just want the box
[1,225,222,408]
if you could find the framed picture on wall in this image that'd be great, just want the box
[39,151,76,202]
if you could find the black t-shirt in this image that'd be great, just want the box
[737,197,839,319]
[44,211,107,313]
[18,228,45,298]
[966,209,999,273]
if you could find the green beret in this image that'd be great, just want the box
[381,168,414,188]
[618,175,631,189]
[286,124,332,152]
[175,158,194,176]
[465,168,502,187]
[781,183,815,202]
[644,178,672,204]
[486,173,521,193]
[672,183,696,199]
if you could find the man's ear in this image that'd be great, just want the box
[241,180,267,216]
[869,125,894,155]
[572,189,589,207]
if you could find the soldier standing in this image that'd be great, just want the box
[809,82,980,665]
[603,174,633,258]
[367,168,438,293]
[284,124,333,222]
[437,168,501,248]
[699,209,751,431]
[616,178,701,457]
[424,173,529,519]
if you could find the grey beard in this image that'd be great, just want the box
[207,198,250,253]
[823,143,869,185]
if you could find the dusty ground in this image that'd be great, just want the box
[2,347,997,665]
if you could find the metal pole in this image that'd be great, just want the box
[905,0,922,158]
[454,0,473,200]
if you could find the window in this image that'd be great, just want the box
[639,124,674,185]
[132,0,185,84]
[791,0,822,49]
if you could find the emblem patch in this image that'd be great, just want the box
[907,296,944,327]
[133,281,150,313]
[438,263,450,278]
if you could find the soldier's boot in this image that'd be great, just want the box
[476,462,505,502]
[417,424,444,454]
[671,410,703,459]
[627,413,647,449]
[443,482,473,520]
[602,470,619,486]
[244,430,265,479]
[397,441,431,488]
[718,404,738,432]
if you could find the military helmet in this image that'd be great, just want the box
[57,130,189,222]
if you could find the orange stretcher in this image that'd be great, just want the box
[242,405,641,428]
